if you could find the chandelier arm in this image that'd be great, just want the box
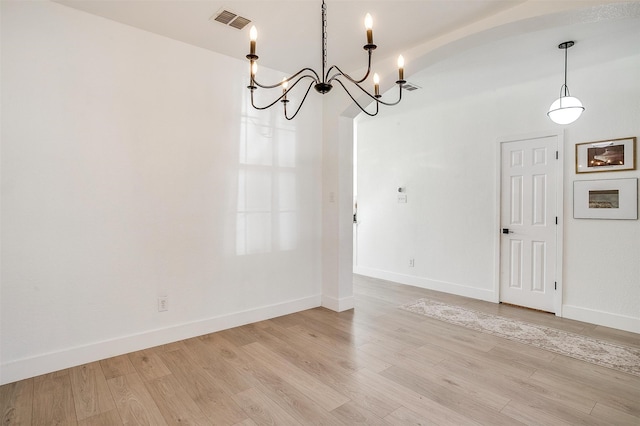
[283,81,316,121]
[325,50,373,84]
[334,76,404,107]
[333,79,379,117]
[251,75,317,110]
[253,68,320,90]
[376,83,403,107]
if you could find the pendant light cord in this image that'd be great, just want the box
[563,44,568,97]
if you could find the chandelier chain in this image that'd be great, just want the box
[322,1,327,80]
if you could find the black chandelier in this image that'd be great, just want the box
[246,0,406,120]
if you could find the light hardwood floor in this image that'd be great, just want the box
[2,275,640,425]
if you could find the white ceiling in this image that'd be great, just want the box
[53,0,528,73]
[54,0,640,97]
[409,7,640,98]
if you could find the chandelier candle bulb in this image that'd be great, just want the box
[398,55,405,81]
[281,78,288,101]
[373,73,380,97]
[365,13,373,44]
[249,26,257,56]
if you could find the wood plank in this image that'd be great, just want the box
[529,369,640,418]
[128,349,171,382]
[499,400,575,426]
[243,321,357,382]
[330,401,391,425]
[324,373,401,419]
[211,334,342,425]
[77,409,123,426]
[590,402,640,426]
[219,330,398,421]
[232,388,300,426]
[232,419,258,426]
[380,365,523,425]
[380,352,510,411]
[216,326,259,347]
[384,406,439,426]
[32,369,69,382]
[100,355,136,380]
[353,368,481,425]
[357,341,439,371]
[440,355,596,412]
[107,372,167,426]
[145,374,210,425]
[437,358,604,425]
[159,348,247,425]
[408,359,512,412]
[241,342,350,411]
[548,355,640,396]
[181,335,254,395]
[69,361,116,420]
[0,378,33,425]
[32,374,78,425]
[271,320,391,373]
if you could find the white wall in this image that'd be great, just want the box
[321,91,357,312]
[1,1,323,384]
[355,52,640,332]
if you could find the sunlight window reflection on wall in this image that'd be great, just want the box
[278,171,297,251]
[237,112,297,255]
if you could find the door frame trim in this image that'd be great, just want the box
[495,130,564,316]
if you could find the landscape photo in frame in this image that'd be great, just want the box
[574,178,638,219]
[576,137,636,174]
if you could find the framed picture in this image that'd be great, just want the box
[574,178,638,219]
[575,137,636,174]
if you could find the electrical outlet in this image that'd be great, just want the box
[158,296,168,312]
[409,258,415,267]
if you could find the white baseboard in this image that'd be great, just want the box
[354,266,496,302]
[0,294,322,385]
[321,295,355,312]
[562,305,640,334]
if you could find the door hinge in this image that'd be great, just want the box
[555,151,559,160]
[555,281,557,290]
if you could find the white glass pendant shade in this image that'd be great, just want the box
[547,95,584,125]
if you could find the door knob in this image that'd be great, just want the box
[502,228,513,234]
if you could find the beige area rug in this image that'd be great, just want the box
[401,298,640,377]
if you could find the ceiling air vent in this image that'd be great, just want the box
[229,16,251,30]
[403,82,421,92]
[210,9,251,30]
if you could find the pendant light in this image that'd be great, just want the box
[547,41,584,125]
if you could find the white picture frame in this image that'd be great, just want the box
[574,178,638,219]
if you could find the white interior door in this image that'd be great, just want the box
[500,136,559,313]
